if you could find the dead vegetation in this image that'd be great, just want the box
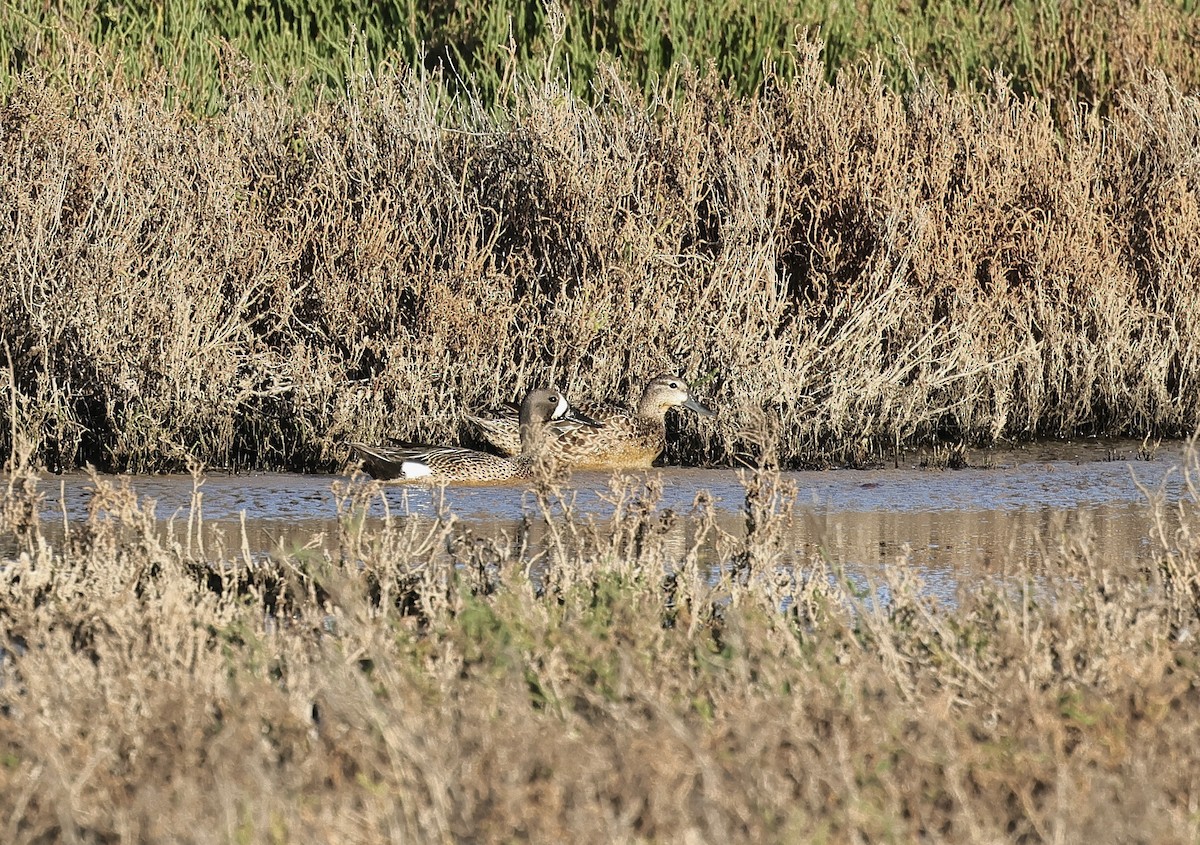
[1,445,1200,842]
[2,38,1200,472]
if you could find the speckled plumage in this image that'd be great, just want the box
[350,388,599,483]
[465,374,715,470]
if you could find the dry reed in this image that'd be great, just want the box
[1,445,1200,841]
[2,37,1200,472]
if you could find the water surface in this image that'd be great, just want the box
[12,437,1193,602]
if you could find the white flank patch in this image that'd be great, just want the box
[401,461,433,479]
[553,394,568,419]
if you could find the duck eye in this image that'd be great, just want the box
[669,382,678,389]
[549,396,558,404]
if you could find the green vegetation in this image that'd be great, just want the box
[4,0,1200,115]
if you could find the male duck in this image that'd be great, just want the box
[465,374,715,470]
[350,388,601,483]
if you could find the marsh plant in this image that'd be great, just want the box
[2,445,1200,841]
[4,0,1200,117]
[3,33,1200,472]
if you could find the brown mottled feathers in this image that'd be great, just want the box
[465,375,715,470]
[350,388,600,482]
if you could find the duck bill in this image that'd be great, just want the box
[563,405,603,428]
[683,396,716,417]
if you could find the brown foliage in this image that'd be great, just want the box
[2,41,1199,471]
[1,449,1200,841]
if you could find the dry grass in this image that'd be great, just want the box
[2,38,1200,472]
[2,446,1200,842]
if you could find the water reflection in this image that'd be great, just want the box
[3,438,1191,602]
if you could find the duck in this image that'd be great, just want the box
[464,374,715,470]
[349,388,601,483]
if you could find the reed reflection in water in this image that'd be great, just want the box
[11,438,1185,604]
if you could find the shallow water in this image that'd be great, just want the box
[10,437,1195,603]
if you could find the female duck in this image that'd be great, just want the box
[350,388,600,483]
[465,374,715,470]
